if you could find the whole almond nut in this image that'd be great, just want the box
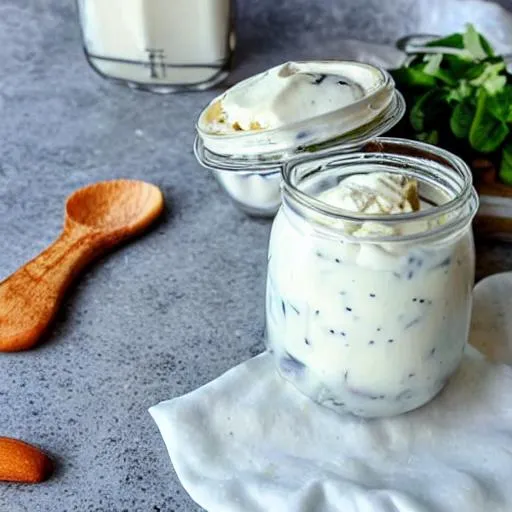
[0,437,52,483]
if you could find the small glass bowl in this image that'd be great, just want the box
[194,61,406,217]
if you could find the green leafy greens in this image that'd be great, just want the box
[391,24,512,185]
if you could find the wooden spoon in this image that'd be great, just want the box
[0,179,164,352]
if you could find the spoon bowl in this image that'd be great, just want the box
[66,179,163,232]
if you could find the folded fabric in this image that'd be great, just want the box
[470,272,512,365]
[417,0,512,53]
[150,272,512,512]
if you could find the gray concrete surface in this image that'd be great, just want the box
[0,1,511,511]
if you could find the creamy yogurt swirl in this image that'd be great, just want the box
[197,60,401,160]
[205,62,364,133]
[203,62,372,133]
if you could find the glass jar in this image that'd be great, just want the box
[76,0,235,93]
[265,138,479,418]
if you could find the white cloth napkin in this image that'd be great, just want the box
[317,0,512,73]
[150,272,512,512]
[416,0,512,54]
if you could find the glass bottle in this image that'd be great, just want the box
[76,0,235,93]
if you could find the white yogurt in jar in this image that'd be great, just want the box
[77,0,233,88]
[266,170,475,417]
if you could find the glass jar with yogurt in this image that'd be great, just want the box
[76,0,235,92]
[194,61,405,216]
[265,138,479,418]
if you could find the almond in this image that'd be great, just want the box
[0,437,52,483]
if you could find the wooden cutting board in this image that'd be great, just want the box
[472,160,512,240]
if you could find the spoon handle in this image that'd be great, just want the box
[0,230,99,352]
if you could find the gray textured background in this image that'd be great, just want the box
[0,1,511,511]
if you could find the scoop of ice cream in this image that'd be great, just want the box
[204,62,364,133]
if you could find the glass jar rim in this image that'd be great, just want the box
[281,137,479,243]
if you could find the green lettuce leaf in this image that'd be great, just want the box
[410,89,448,132]
[450,99,476,138]
[499,142,512,185]
[469,90,509,152]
